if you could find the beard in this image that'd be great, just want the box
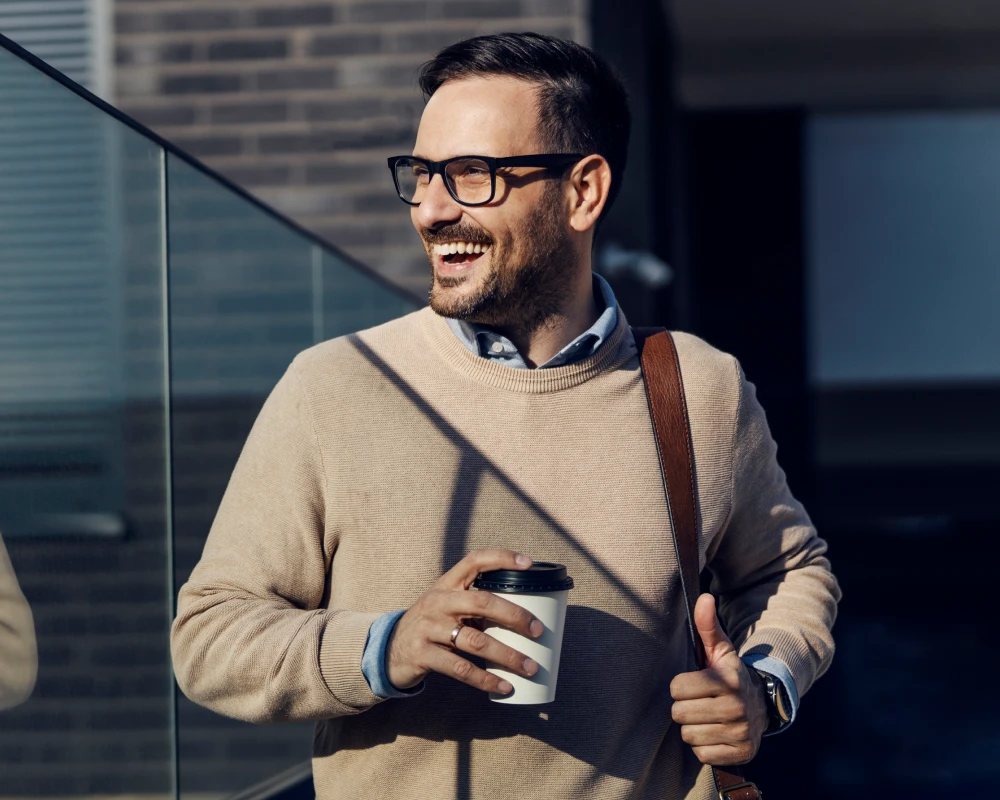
[425,184,578,338]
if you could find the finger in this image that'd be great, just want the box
[446,589,543,638]
[423,644,514,695]
[693,594,735,666]
[452,624,538,678]
[671,695,746,725]
[669,668,730,701]
[691,743,756,767]
[679,722,752,748]
[438,549,532,590]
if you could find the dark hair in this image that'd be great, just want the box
[418,32,631,219]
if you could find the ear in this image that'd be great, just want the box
[567,155,612,234]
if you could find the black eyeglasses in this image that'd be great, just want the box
[387,153,583,207]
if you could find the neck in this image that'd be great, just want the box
[496,264,600,369]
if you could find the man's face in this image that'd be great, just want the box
[410,76,578,332]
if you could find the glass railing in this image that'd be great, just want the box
[0,32,419,800]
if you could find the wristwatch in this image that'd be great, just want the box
[754,669,792,732]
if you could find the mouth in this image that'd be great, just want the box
[430,241,491,276]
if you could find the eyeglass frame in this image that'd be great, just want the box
[387,153,584,207]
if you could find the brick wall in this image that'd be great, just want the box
[113,0,590,294]
[2,399,313,798]
[3,402,176,797]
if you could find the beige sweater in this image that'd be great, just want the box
[0,532,37,711]
[172,307,839,800]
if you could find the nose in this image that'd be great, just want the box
[412,173,463,230]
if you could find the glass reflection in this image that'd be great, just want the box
[1,29,419,800]
[0,41,173,800]
[321,250,419,341]
[166,154,318,799]
[0,530,37,711]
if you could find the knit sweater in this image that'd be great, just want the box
[171,307,839,800]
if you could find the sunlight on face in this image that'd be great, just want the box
[411,77,575,328]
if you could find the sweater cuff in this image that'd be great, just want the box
[318,610,385,711]
[361,610,425,699]
[741,654,799,736]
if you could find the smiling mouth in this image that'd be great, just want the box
[432,241,491,268]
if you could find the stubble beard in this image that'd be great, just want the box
[427,187,577,339]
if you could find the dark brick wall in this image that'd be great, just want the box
[1,398,313,798]
[113,0,588,294]
[2,403,175,797]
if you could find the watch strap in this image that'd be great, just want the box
[634,327,763,800]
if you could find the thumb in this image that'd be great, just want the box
[693,593,735,666]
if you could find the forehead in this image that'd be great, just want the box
[414,76,544,160]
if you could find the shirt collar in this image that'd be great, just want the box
[445,273,619,369]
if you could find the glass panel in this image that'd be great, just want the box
[320,250,420,342]
[165,154,317,799]
[0,42,173,800]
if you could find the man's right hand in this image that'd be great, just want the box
[385,549,544,694]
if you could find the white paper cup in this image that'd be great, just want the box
[472,563,574,705]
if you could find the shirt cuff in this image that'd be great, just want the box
[741,654,799,736]
[361,610,425,700]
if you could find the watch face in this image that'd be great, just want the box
[772,680,791,723]
[757,670,792,724]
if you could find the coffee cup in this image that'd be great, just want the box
[472,562,573,705]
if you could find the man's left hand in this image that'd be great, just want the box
[669,593,769,766]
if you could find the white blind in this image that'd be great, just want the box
[0,0,105,90]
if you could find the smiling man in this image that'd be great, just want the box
[172,33,839,800]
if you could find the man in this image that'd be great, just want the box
[172,33,839,800]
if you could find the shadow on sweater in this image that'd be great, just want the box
[317,605,700,798]
[347,335,664,621]
[333,333,766,798]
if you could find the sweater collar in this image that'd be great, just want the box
[444,274,619,369]
[420,302,634,394]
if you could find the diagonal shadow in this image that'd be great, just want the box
[348,335,662,621]
[314,335,722,798]
[440,449,484,800]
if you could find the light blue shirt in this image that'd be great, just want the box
[445,273,619,367]
[360,274,799,732]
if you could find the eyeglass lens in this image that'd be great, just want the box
[394,158,493,205]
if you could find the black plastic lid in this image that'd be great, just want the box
[472,562,574,593]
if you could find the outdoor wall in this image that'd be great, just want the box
[112,0,589,294]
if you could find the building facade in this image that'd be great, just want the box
[113,0,589,294]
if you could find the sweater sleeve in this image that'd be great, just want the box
[170,362,384,723]
[0,532,37,711]
[704,360,841,699]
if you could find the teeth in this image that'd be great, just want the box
[432,242,491,257]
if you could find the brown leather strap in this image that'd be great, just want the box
[634,327,762,800]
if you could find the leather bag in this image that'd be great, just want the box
[634,327,763,800]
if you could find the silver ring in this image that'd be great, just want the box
[449,624,465,647]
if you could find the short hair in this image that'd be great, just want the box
[418,32,631,219]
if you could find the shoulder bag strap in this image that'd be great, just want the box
[634,327,762,800]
